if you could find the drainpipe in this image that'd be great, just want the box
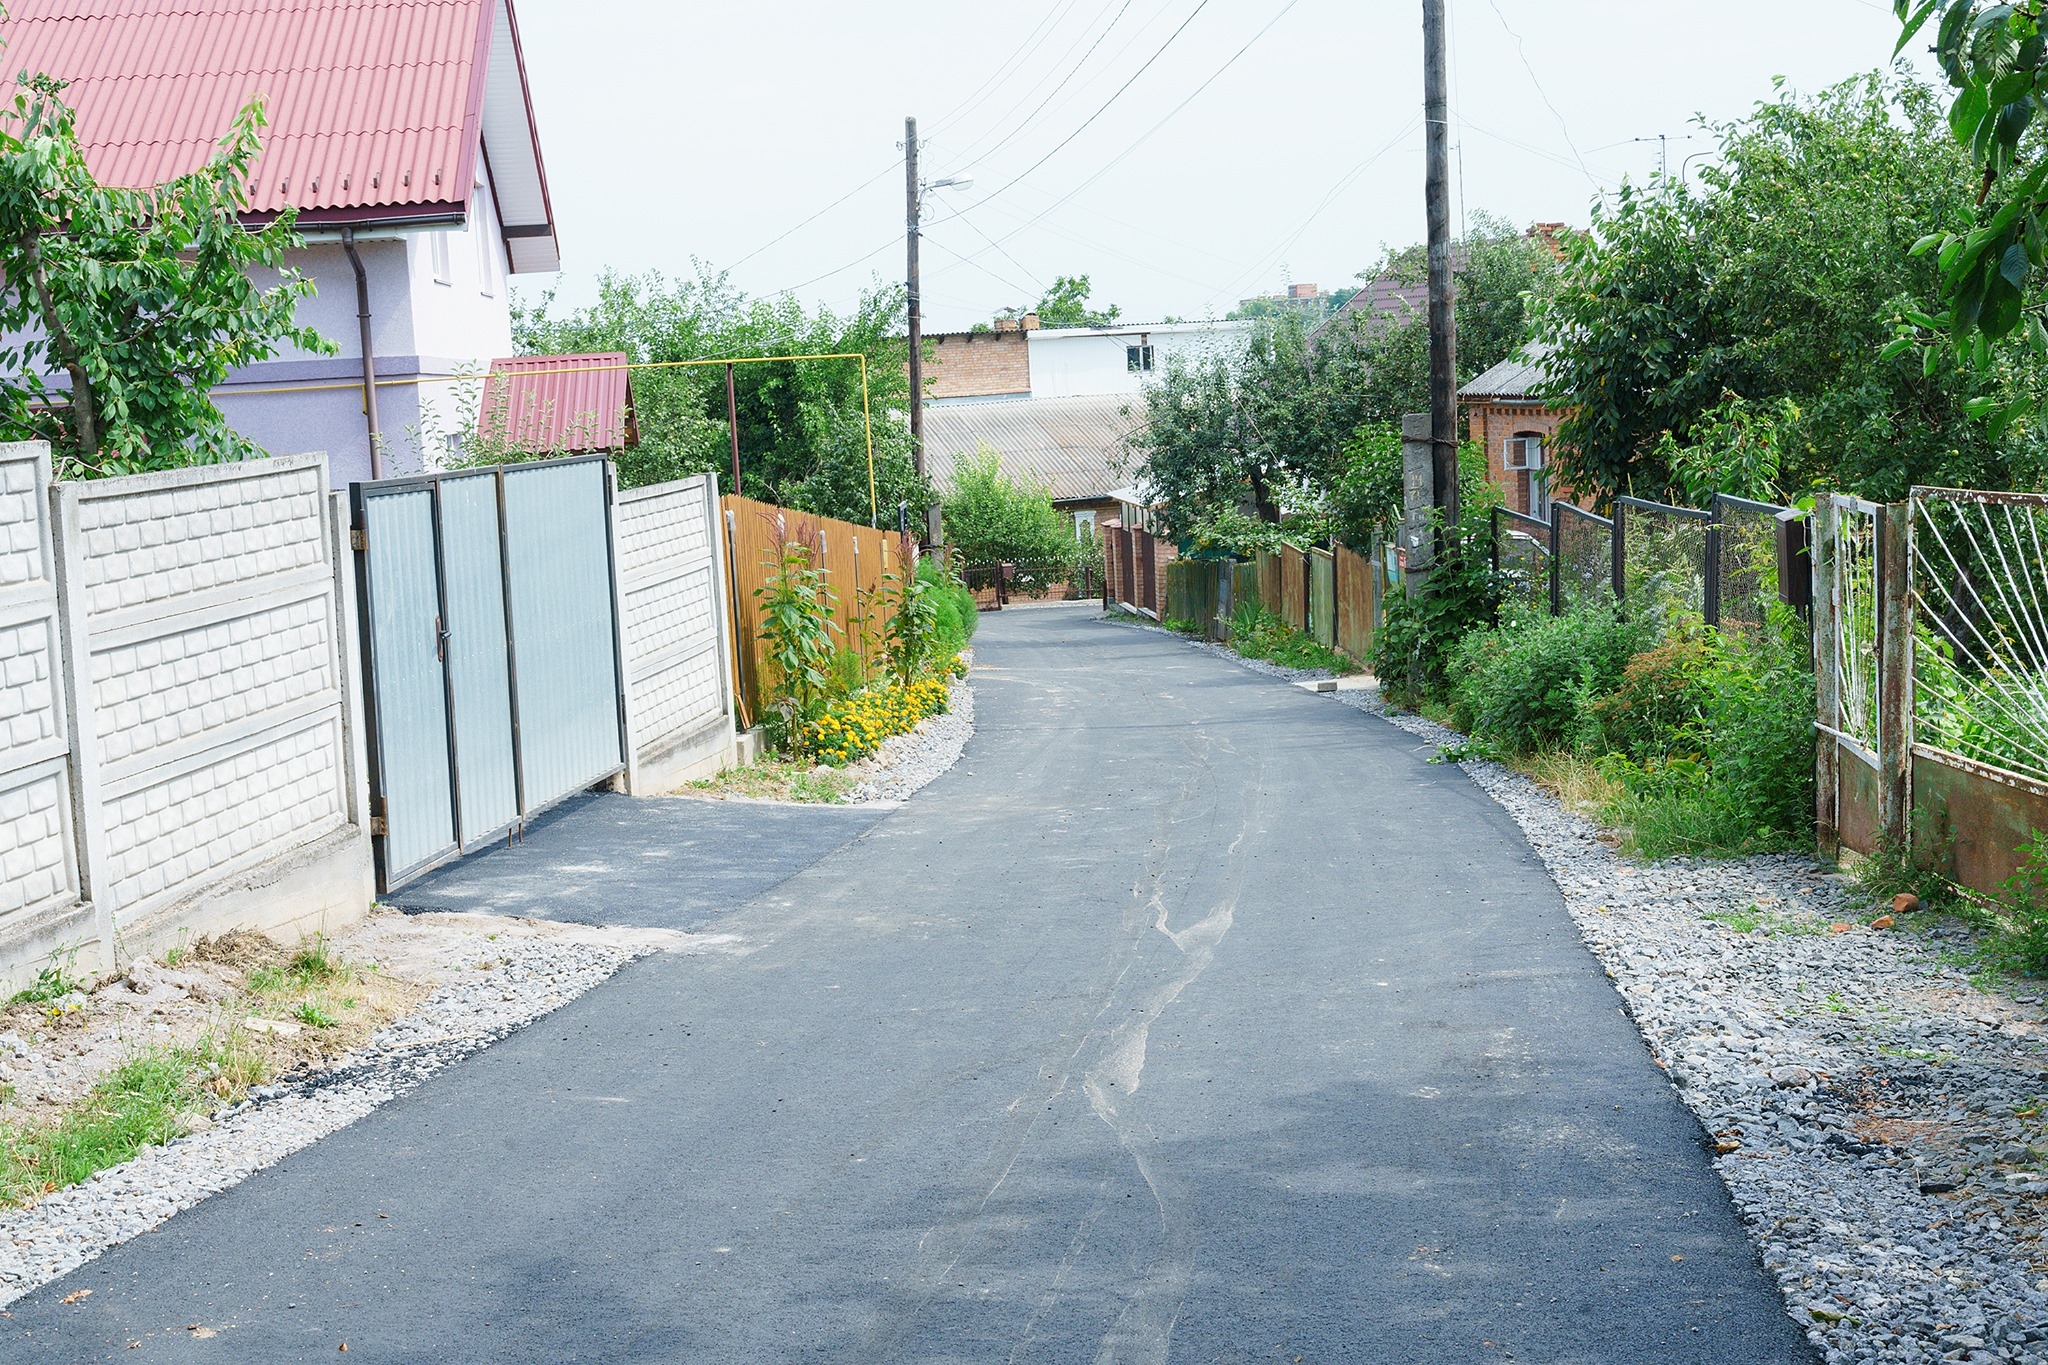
[341,227,383,479]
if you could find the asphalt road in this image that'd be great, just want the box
[8,603,1814,1363]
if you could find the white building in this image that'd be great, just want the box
[0,0,560,486]
[1021,321,1250,401]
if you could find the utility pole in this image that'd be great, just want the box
[1423,0,1458,540]
[905,116,940,546]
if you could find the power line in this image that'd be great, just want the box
[1484,0,1597,191]
[947,0,1137,170]
[929,0,1089,137]
[921,232,1041,299]
[726,163,897,271]
[769,234,900,296]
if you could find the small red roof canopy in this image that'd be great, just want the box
[478,354,637,455]
[0,0,559,271]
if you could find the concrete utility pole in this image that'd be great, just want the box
[1422,0,1458,541]
[905,116,939,545]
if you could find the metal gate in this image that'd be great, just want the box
[350,456,627,891]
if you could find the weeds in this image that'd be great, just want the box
[1226,604,1359,674]
[685,757,856,804]
[0,1051,202,1206]
[7,962,82,1007]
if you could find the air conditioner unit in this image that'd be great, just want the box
[1503,436,1544,471]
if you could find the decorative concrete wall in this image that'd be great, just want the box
[611,473,736,793]
[0,445,372,989]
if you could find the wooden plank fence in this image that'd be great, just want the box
[719,494,902,727]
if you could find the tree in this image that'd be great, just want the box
[996,273,1121,329]
[938,447,1074,566]
[1130,332,1289,538]
[515,266,929,524]
[1533,74,2033,505]
[0,77,329,475]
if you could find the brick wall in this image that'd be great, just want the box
[1468,401,1570,516]
[612,473,736,791]
[0,445,372,989]
[924,331,1031,400]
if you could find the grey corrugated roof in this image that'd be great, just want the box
[1459,341,1556,400]
[923,393,1139,502]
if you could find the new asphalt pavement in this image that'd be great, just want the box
[6,602,1814,1363]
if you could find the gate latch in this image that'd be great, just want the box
[350,527,367,552]
[369,815,388,837]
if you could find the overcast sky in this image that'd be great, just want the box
[512,0,1931,333]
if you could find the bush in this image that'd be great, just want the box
[1995,836,2048,975]
[1448,602,1654,755]
[1584,622,1720,762]
[1227,604,1359,674]
[919,555,977,653]
[798,657,966,766]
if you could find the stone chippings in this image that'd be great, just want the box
[1129,617,2048,1364]
[0,937,648,1307]
[847,669,975,805]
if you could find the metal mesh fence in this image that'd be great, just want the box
[1491,508,1551,613]
[1910,490,2048,787]
[1828,499,1880,754]
[1554,503,1613,608]
[1619,497,1709,619]
[1712,495,1784,639]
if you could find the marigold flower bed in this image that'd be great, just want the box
[799,656,966,766]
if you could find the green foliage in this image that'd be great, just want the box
[1654,394,1799,507]
[1000,273,1121,329]
[918,555,978,655]
[7,959,81,1006]
[1534,74,2036,504]
[1225,604,1360,674]
[883,561,940,688]
[514,266,928,523]
[1449,603,1657,755]
[1584,624,1720,761]
[0,1050,208,1206]
[940,447,1075,566]
[0,78,332,473]
[1185,505,1298,558]
[1993,835,2048,975]
[754,542,839,739]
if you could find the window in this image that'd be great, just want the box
[1126,344,1154,373]
[1073,508,1097,540]
[472,186,496,298]
[430,231,452,285]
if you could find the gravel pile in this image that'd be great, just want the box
[1126,615,2048,1364]
[847,668,975,804]
[0,935,654,1307]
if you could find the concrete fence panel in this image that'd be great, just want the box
[0,443,89,977]
[53,452,372,962]
[614,473,736,792]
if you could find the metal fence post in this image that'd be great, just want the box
[1876,501,1912,852]
[1548,505,1562,617]
[1704,496,1723,627]
[1610,500,1627,600]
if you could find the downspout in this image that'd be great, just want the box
[341,227,383,479]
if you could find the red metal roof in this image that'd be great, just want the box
[478,354,637,455]
[0,0,551,255]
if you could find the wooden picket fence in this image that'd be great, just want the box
[719,494,905,727]
[1164,543,1386,663]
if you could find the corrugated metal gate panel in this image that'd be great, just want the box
[437,471,520,843]
[357,487,455,882]
[502,460,625,807]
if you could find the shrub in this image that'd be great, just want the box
[1448,602,1654,755]
[1584,622,1720,762]
[1995,835,2048,976]
[1370,528,1500,707]
[755,541,839,741]
[1227,604,1359,674]
[919,555,977,654]
[798,660,964,766]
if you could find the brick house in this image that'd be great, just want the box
[925,317,1036,401]
[1460,342,1575,518]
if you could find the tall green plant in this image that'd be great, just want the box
[883,557,941,687]
[0,77,331,473]
[755,542,838,738]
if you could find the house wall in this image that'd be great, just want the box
[1025,323,1247,399]
[1468,399,1569,517]
[925,331,1031,401]
[213,154,518,488]
[0,444,374,990]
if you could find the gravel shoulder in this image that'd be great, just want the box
[1122,612,2048,1365]
[0,910,731,1307]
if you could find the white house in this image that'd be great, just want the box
[0,0,560,486]
[1022,320,1249,400]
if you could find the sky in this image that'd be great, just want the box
[510,0,1934,334]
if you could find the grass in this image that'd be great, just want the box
[1224,607,1361,675]
[683,757,857,804]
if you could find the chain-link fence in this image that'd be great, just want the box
[1490,507,1551,613]
[1910,490,2048,787]
[1553,502,1614,609]
[1616,496,1709,620]
[1712,494,1784,640]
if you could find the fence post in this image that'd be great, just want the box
[1812,500,1839,852]
[1876,501,1912,852]
[1489,507,1501,577]
[1547,505,1562,617]
[1704,497,1723,627]
[1610,499,1627,600]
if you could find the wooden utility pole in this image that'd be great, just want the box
[905,116,938,544]
[1422,0,1458,539]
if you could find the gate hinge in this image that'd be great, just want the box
[369,815,388,837]
[350,527,368,552]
